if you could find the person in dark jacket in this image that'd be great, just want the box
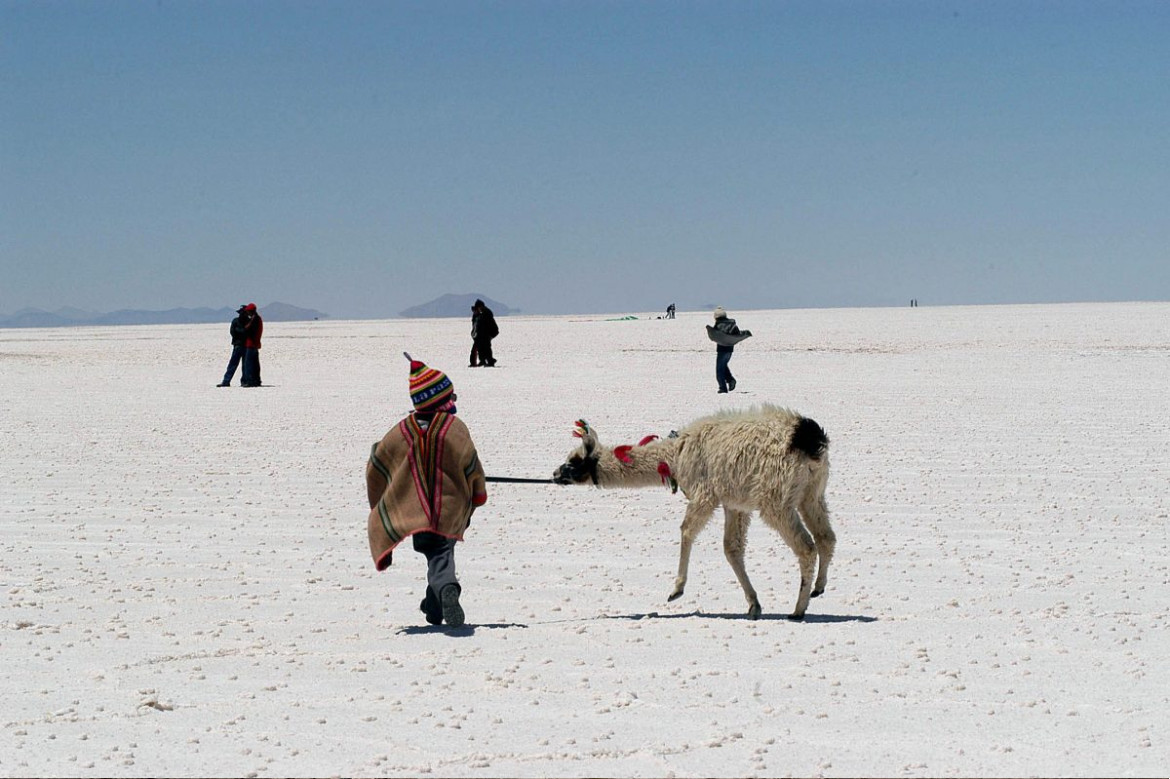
[241,303,263,387]
[471,299,499,367]
[217,305,249,387]
[712,306,741,393]
[468,304,481,367]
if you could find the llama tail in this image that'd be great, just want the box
[790,417,829,461]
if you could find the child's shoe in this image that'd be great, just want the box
[440,584,464,628]
[419,586,442,625]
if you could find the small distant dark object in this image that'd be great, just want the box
[666,303,676,319]
[910,299,920,307]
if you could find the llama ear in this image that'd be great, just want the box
[572,419,598,455]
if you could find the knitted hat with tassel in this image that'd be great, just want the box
[404,352,455,413]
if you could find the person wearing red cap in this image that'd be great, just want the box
[365,353,488,627]
[240,303,263,387]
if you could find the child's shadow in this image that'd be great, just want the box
[395,622,529,636]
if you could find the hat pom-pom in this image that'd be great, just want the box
[404,351,427,373]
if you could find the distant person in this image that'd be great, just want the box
[471,299,499,367]
[217,305,249,387]
[707,306,751,394]
[666,303,676,319]
[468,304,481,367]
[365,354,487,627]
[241,303,263,387]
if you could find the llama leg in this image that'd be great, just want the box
[763,507,817,620]
[668,501,715,602]
[722,508,761,619]
[800,491,835,598]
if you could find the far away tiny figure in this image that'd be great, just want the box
[217,305,249,387]
[706,306,752,393]
[365,354,487,627]
[666,303,676,319]
[468,304,480,367]
[240,303,263,387]
[470,299,499,367]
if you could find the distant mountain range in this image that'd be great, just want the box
[0,302,328,329]
[400,293,518,318]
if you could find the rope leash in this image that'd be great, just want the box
[485,476,555,484]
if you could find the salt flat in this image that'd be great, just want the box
[2,302,1167,777]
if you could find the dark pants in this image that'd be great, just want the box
[413,532,459,593]
[474,337,495,366]
[221,345,245,385]
[242,348,262,386]
[716,349,735,392]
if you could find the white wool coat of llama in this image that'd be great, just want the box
[553,404,834,620]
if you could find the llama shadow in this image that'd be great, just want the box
[393,612,877,635]
[395,622,529,636]
[603,610,878,624]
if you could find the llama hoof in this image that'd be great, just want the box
[667,589,684,602]
[747,603,762,620]
[811,587,825,598]
[786,612,806,622]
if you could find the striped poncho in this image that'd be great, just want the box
[366,412,488,571]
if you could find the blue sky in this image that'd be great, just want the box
[3,1,1168,318]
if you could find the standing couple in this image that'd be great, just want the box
[218,303,264,387]
[468,299,499,367]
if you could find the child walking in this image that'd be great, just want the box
[365,354,487,627]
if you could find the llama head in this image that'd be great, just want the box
[553,419,601,485]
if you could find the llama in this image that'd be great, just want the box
[552,405,834,620]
